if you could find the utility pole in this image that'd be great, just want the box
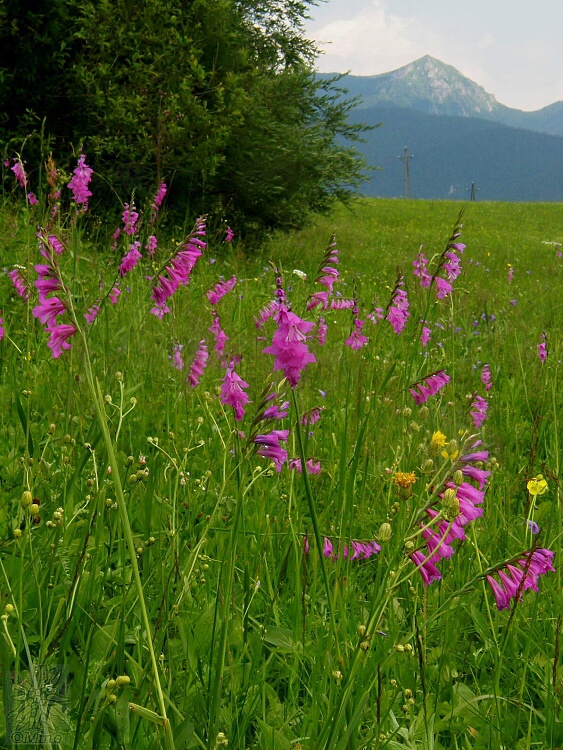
[398,147,413,198]
[467,181,478,201]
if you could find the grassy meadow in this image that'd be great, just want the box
[1,178,562,750]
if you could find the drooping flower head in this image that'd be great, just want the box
[486,548,555,611]
[149,182,167,224]
[409,370,450,406]
[11,157,28,189]
[207,276,237,305]
[9,269,30,300]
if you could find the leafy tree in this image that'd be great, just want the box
[0,0,366,233]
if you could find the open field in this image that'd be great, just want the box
[1,189,562,749]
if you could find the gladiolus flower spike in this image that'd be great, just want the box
[409,370,450,405]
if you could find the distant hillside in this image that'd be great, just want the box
[321,56,563,137]
[348,105,563,202]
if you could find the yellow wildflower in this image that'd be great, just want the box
[430,431,447,451]
[527,475,548,497]
[393,471,417,498]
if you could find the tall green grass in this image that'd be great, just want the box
[0,183,562,750]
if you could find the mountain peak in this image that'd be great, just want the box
[376,56,499,116]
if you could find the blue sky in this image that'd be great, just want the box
[304,0,563,111]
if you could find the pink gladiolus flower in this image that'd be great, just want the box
[11,159,28,188]
[263,398,290,420]
[508,266,514,282]
[288,458,322,474]
[481,364,493,391]
[330,298,355,310]
[122,203,139,235]
[421,326,431,347]
[306,291,329,311]
[27,192,38,205]
[187,340,208,388]
[119,241,142,276]
[224,226,234,242]
[470,394,489,429]
[47,235,65,255]
[367,306,384,324]
[207,276,237,305]
[46,323,77,358]
[255,300,280,329]
[301,406,324,426]
[316,317,328,345]
[254,429,289,472]
[409,370,450,405]
[150,303,170,319]
[345,315,368,350]
[221,361,250,420]
[169,343,184,370]
[209,313,229,355]
[109,284,121,304]
[151,218,205,306]
[443,250,462,281]
[150,182,167,223]
[145,235,158,256]
[84,304,101,325]
[0,313,4,340]
[487,548,555,611]
[387,282,409,335]
[263,305,316,388]
[410,550,442,587]
[67,154,93,209]
[413,251,432,287]
[537,333,547,363]
[435,276,453,299]
[33,296,66,327]
[9,269,30,300]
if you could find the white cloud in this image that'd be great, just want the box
[306,0,563,110]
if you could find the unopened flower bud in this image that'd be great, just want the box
[21,491,33,508]
[395,644,405,653]
[357,624,367,637]
[48,423,56,434]
[29,503,39,515]
[116,675,130,687]
[452,469,464,486]
[421,459,434,474]
[215,732,228,747]
[13,528,22,539]
[332,670,343,681]
[378,523,392,542]
[419,406,429,419]
[404,688,413,699]
[107,679,117,690]
[443,488,460,520]
[115,372,123,381]
[4,603,14,614]
[409,421,421,432]
[359,639,370,651]
[402,407,412,418]
[448,439,458,454]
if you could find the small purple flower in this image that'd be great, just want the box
[84,304,101,325]
[527,519,540,535]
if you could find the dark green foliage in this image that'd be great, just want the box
[0,0,366,233]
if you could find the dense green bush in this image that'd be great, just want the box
[0,0,366,233]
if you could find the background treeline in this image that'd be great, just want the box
[0,0,365,232]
